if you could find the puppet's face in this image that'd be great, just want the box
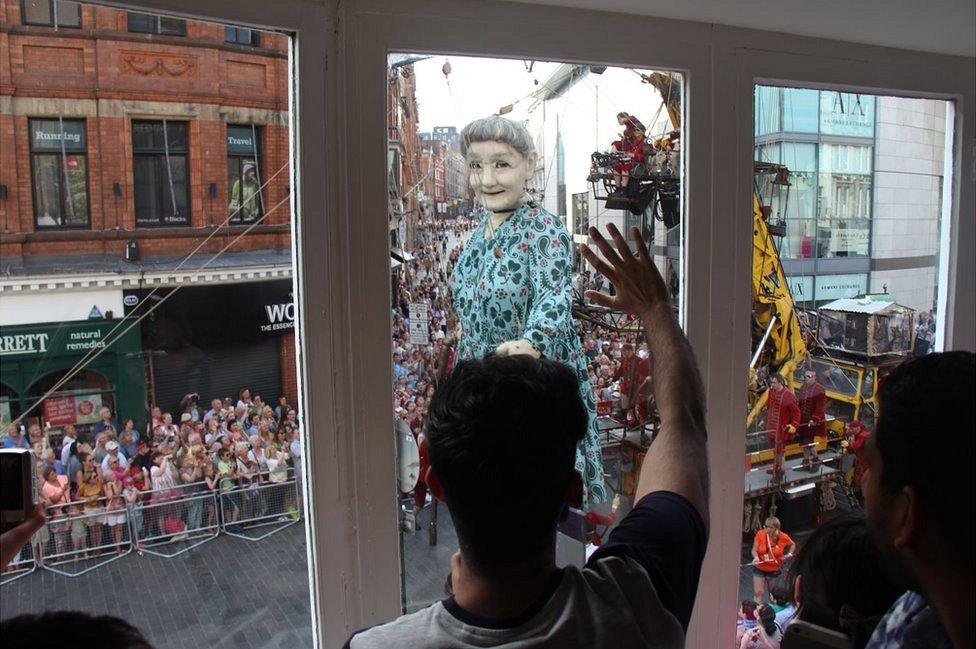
[466,141,536,213]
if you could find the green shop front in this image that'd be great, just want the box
[0,320,145,432]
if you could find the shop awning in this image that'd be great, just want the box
[390,247,415,263]
[390,255,402,271]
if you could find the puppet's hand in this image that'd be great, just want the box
[496,339,541,359]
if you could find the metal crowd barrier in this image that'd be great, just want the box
[0,474,303,585]
[1,536,37,586]
[133,482,220,558]
[41,498,133,578]
[220,471,300,541]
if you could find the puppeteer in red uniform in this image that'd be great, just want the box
[796,369,827,470]
[765,373,800,477]
[613,343,650,424]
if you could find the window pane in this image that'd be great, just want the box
[126,11,155,33]
[55,0,81,27]
[224,25,237,42]
[32,154,63,226]
[755,86,781,136]
[132,121,160,150]
[782,88,818,133]
[745,86,951,633]
[163,121,189,152]
[390,55,685,612]
[133,155,160,223]
[62,154,88,226]
[159,17,186,36]
[22,0,52,25]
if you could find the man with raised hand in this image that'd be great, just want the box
[346,223,708,648]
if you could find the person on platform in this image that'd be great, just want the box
[844,420,871,495]
[347,223,708,648]
[862,352,974,649]
[765,374,799,479]
[612,342,651,425]
[751,516,795,605]
[796,369,826,472]
[452,115,605,505]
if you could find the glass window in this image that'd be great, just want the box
[132,120,189,226]
[819,91,876,137]
[29,118,89,228]
[225,26,260,46]
[21,0,80,27]
[127,11,186,35]
[781,88,819,133]
[754,86,781,135]
[227,125,264,223]
[818,143,872,258]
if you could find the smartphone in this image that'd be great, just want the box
[782,620,853,649]
[0,448,36,533]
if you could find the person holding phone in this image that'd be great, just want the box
[752,516,795,604]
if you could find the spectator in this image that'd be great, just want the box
[346,223,708,647]
[751,516,795,604]
[0,611,155,649]
[92,406,119,437]
[203,398,223,424]
[102,469,126,554]
[862,352,974,649]
[237,387,253,411]
[3,423,29,449]
[739,604,782,649]
[119,419,139,461]
[179,393,201,422]
[786,513,902,649]
[101,440,129,473]
[60,424,78,466]
[768,579,796,632]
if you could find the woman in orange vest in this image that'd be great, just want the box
[751,515,796,604]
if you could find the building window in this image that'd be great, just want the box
[132,120,189,226]
[21,0,81,28]
[29,118,90,229]
[126,11,186,36]
[225,25,260,46]
[818,143,872,257]
[781,88,819,133]
[227,125,264,223]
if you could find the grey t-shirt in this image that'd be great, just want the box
[346,492,707,648]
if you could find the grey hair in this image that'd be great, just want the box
[460,116,536,158]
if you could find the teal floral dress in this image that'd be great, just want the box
[452,203,606,506]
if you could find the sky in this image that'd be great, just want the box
[401,55,676,197]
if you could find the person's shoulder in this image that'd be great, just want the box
[344,603,446,649]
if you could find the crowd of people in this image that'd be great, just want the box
[2,389,303,565]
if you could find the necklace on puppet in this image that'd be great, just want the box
[483,199,538,259]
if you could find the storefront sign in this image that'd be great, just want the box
[227,126,257,155]
[408,303,429,345]
[815,273,868,301]
[786,275,815,302]
[30,119,86,151]
[0,322,131,360]
[830,228,870,255]
[819,92,875,137]
[42,393,103,426]
[261,301,295,333]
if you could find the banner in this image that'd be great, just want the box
[408,303,429,346]
[42,393,102,426]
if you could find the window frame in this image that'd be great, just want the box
[85,3,975,649]
[131,119,191,227]
[20,0,82,28]
[28,117,91,230]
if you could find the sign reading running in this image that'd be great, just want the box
[31,119,86,150]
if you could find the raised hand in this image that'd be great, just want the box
[581,223,669,318]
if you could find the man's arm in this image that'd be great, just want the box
[582,224,708,526]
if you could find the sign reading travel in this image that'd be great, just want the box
[227,125,258,155]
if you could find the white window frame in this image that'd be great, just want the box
[86,2,976,648]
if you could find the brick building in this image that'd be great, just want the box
[387,61,422,252]
[0,2,296,429]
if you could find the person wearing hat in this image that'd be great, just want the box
[101,440,129,473]
[230,162,261,221]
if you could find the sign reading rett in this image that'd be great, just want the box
[0,333,50,356]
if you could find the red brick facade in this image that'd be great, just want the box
[0,1,291,263]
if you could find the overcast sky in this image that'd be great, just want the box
[402,55,675,196]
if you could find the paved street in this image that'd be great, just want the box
[1,507,459,649]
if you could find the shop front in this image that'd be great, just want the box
[123,279,297,416]
[0,320,145,432]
